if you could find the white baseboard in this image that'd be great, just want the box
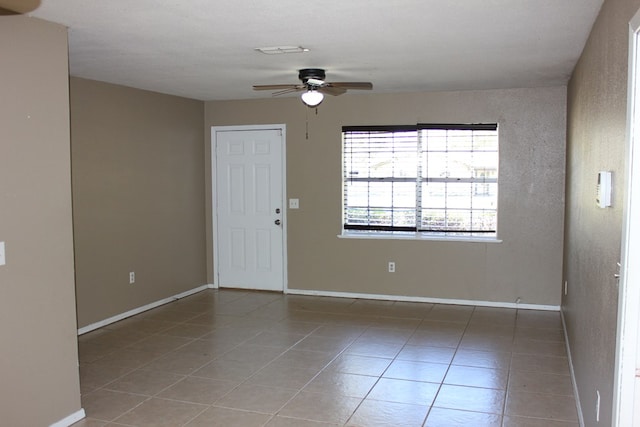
[78,284,559,335]
[561,309,585,427]
[78,284,212,335]
[285,288,560,311]
[49,408,85,427]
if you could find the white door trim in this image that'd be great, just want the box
[211,124,287,292]
[613,9,640,426]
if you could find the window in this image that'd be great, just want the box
[342,123,499,237]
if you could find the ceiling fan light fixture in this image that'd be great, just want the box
[301,90,324,107]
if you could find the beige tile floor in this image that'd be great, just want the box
[72,289,579,427]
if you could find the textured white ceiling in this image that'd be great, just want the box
[25,0,604,101]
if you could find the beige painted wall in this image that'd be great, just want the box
[70,78,207,328]
[0,17,82,426]
[205,87,566,306]
[564,0,640,424]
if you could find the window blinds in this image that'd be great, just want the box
[343,124,498,233]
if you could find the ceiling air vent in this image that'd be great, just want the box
[254,46,310,55]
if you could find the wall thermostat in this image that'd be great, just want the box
[596,171,612,208]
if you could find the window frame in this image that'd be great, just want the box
[341,123,500,241]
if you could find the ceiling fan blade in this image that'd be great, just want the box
[319,86,347,96]
[253,84,299,91]
[272,87,305,96]
[306,78,325,86]
[328,82,373,90]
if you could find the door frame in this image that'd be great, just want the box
[613,9,640,426]
[211,124,288,292]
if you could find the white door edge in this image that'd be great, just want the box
[211,124,288,292]
[613,9,640,427]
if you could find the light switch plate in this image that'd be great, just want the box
[0,241,5,266]
[289,198,300,209]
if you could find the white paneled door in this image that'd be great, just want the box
[214,126,285,291]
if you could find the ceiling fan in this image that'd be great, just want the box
[253,68,373,107]
[0,0,40,15]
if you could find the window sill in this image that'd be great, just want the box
[338,230,503,243]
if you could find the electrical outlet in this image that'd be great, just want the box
[129,271,135,284]
[388,262,395,273]
[564,280,568,296]
[289,198,300,209]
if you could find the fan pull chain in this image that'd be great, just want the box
[305,107,319,140]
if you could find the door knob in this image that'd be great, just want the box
[275,219,281,225]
